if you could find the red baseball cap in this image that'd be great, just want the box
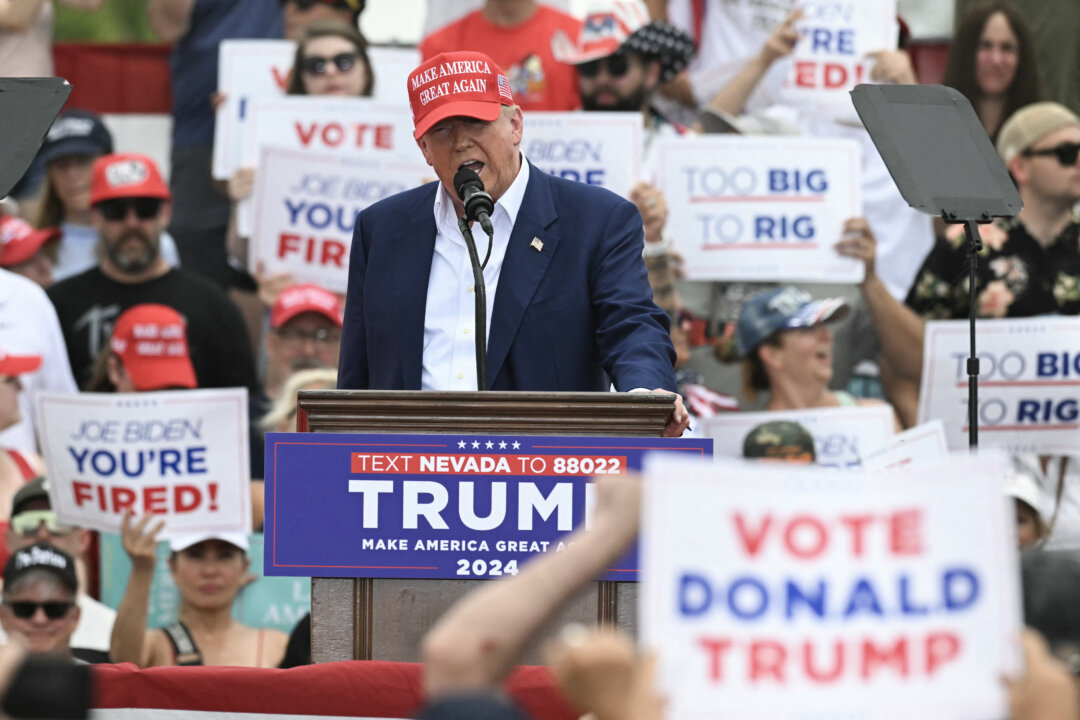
[0,216,60,268]
[109,304,197,391]
[0,349,42,377]
[89,153,171,206]
[408,51,515,140]
[270,284,344,329]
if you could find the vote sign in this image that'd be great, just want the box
[522,112,642,198]
[36,390,251,538]
[919,317,1080,453]
[264,433,711,579]
[702,405,894,469]
[655,135,863,283]
[641,451,1020,719]
[250,147,429,293]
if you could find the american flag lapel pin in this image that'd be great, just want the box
[530,237,544,253]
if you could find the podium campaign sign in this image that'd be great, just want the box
[36,389,251,538]
[919,318,1080,453]
[702,405,894,469]
[250,147,429,293]
[641,451,1020,719]
[522,112,642,198]
[655,135,862,283]
[264,433,710,579]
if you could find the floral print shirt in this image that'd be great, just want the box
[905,217,1080,319]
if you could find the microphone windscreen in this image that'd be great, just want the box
[453,167,483,199]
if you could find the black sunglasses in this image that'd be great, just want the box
[301,52,359,76]
[5,600,75,620]
[283,0,362,10]
[578,53,631,79]
[97,197,163,221]
[1022,141,1080,167]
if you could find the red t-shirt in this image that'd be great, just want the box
[420,6,582,112]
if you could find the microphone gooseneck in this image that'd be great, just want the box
[453,167,495,243]
[453,167,491,391]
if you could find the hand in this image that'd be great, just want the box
[630,182,669,244]
[834,217,877,284]
[121,512,165,572]
[654,388,689,437]
[867,50,917,85]
[761,8,802,64]
[210,91,228,110]
[228,168,256,202]
[1004,629,1080,720]
[255,261,295,309]
[547,626,664,720]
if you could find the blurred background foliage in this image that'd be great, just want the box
[54,0,158,43]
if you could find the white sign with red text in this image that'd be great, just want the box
[919,318,1080,453]
[655,135,862,282]
[521,112,642,199]
[702,405,894,469]
[641,451,1020,719]
[35,390,251,538]
[237,96,420,237]
[213,42,420,180]
[861,420,949,471]
[250,147,429,292]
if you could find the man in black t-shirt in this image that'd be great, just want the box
[46,153,256,393]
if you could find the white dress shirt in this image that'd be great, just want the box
[422,158,531,390]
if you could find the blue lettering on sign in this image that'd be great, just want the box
[1016,399,1079,424]
[542,168,605,185]
[1037,352,1080,378]
[754,215,815,240]
[66,446,208,477]
[805,27,855,55]
[768,169,828,193]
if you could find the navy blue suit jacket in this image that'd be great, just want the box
[337,164,676,392]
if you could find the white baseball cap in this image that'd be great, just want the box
[169,531,249,553]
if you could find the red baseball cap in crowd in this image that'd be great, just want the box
[109,304,197,391]
[0,348,42,378]
[0,215,60,268]
[270,284,344,329]
[89,153,171,206]
[408,51,515,140]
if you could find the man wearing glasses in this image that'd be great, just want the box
[0,479,113,662]
[46,153,256,394]
[262,283,343,409]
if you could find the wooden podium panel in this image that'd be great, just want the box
[295,390,672,663]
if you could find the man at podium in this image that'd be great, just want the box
[338,51,688,437]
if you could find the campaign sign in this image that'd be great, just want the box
[236,97,420,237]
[861,420,949,472]
[36,390,251,538]
[641,452,1020,719]
[919,318,1080,453]
[100,532,308,633]
[702,405,894,469]
[212,39,295,180]
[522,112,642,199]
[655,135,863,283]
[779,0,898,118]
[250,147,429,292]
[264,433,711,579]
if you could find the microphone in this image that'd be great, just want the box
[453,167,495,238]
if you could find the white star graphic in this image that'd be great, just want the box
[458,440,466,449]
[498,441,507,449]
[512,441,521,449]
[485,441,494,449]
[472,441,480,449]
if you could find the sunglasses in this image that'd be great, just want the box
[301,52,359,76]
[96,197,163,222]
[4,601,75,620]
[275,327,341,347]
[284,0,362,10]
[10,510,75,537]
[578,53,631,79]
[1022,141,1080,167]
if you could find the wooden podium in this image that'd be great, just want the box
[295,389,674,663]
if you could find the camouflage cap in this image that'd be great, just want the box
[742,420,816,463]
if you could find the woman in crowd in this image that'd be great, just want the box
[0,215,59,288]
[34,110,180,283]
[110,522,288,668]
[943,1,1042,142]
